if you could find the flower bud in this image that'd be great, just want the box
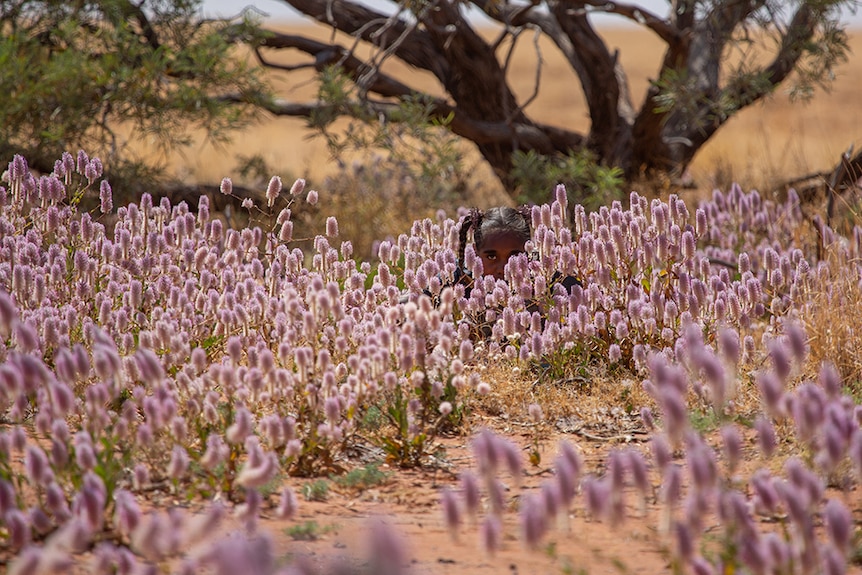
[220,177,232,195]
[265,176,282,207]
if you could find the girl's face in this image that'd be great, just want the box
[478,230,526,280]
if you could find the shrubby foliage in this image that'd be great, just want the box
[0,0,266,197]
[1,150,861,572]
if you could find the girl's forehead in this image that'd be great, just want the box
[479,230,527,248]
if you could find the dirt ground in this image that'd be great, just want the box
[262,422,672,575]
[244,403,858,575]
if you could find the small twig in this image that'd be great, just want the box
[573,428,649,443]
[707,256,738,271]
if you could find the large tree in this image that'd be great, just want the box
[248,0,858,192]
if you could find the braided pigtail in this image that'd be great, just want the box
[471,208,485,257]
[457,208,482,271]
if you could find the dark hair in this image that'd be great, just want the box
[456,206,531,270]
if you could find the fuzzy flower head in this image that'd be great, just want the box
[440,487,461,536]
[220,177,232,195]
[266,176,282,207]
[99,180,113,214]
[326,216,339,238]
[289,177,306,196]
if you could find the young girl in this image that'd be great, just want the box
[453,205,581,297]
[457,206,532,283]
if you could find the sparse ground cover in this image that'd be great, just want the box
[2,150,862,574]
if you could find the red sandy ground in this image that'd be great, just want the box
[259,421,680,575]
[255,414,862,575]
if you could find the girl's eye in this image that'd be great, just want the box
[485,254,497,261]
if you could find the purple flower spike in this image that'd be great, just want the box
[750,470,779,515]
[767,340,792,382]
[754,416,777,458]
[440,487,461,535]
[626,449,650,497]
[113,490,142,537]
[99,180,113,214]
[290,178,305,196]
[9,545,42,575]
[717,328,740,367]
[326,216,339,238]
[583,476,611,520]
[488,479,506,515]
[558,441,583,479]
[237,451,277,489]
[720,425,742,473]
[540,480,562,517]
[519,494,547,549]
[824,498,853,553]
[5,508,31,549]
[45,482,70,522]
[0,290,18,335]
[658,387,688,444]
[226,407,254,444]
[134,348,164,386]
[167,446,189,480]
[479,515,502,556]
[819,363,843,398]
[84,158,104,184]
[276,487,298,520]
[850,431,862,480]
[673,521,694,561]
[651,433,673,470]
[368,519,406,575]
[822,544,847,575]
[460,471,481,516]
[690,556,715,575]
[687,443,718,492]
[472,428,499,476]
[756,371,784,416]
[220,177,232,195]
[497,438,524,481]
[266,176,282,207]
[528,403,543,423]
[133,464,150,491]
[784,322,808,364]
[75,150,89,174]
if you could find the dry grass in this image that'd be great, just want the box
[801,246,862,393]
[473,351,654,433]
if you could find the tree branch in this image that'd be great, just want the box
[720,4,816,112]
[258,32,417,98]
[547,2,632,159]
[221,92,582,153]
[671,0,695,30]
[703,0,768,61]
[568,0,682,45]
[276,0,450,81]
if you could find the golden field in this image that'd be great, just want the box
[163,23,862,199]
